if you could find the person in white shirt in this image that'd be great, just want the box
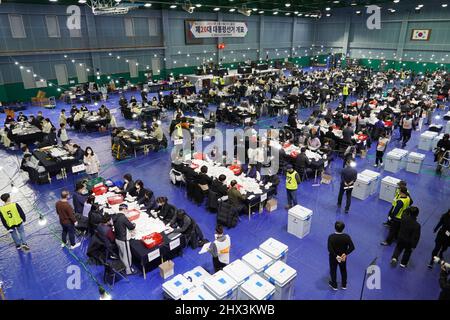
[208,225,231,272]
[83,146,100,179]
[375,132,389,167]
[42,119,53,134]
[308,135,322,151]
[58,123,69,145]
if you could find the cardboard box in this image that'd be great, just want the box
[321,173,332,184]
[265,198,278,212]
[159,260,175,280]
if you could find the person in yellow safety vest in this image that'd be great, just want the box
[219,77,225,88]
[342,84,349,105]
[285,164,301,210]
[208,225,231,272]
[0,193,30,251]
[381,187,411,246]
[383,180,413,227]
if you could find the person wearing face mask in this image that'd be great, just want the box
[130,180,146,203]
[122,173,134,195]
[208,225,231,272]
[83,146,100,179]
[154,196,177,225]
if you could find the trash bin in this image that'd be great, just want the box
[242,249,274,276]
[223,259,254,288]
[418,131,438,151]
[360,169,381,195]
[162,274,195,300]
[238,274,275,300]
[259,238,289,263]
[352,173,373,200]
[181,286,216,300]
[379,176,401,202]
[263,260,297,300]
[406,152,426,174]
[288,205,313,239]
[203,270,238,300]
[183,266,212,289]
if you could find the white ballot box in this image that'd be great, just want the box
[183,266,212,288]
[379,176,401,202]
[162,274,195,300]
[203,270,238,300]
[352,173,373,200]
[406,152,426,174]
[391,148,409,170]
[242,249,274,276]
[259,238,289,263]
[288,205,313,239]
[223,259,255,287]
[418,131,438,151]
[237,274,275,300]
[360,169,381,195]
[181,286,216,300]
[263,260,297,300]
[385,149,407,173]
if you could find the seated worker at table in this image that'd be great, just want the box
[173,108,184,120]
[73,110,83,130]
[21,153,46,174]
[122,173,134,195]
[196,165,212,192]
[154,196,177,224]
[119,95,128,108]
[42,118,53,134]
[80,105,88,113]
[308,134,322,152]
[17,112,28,122]
[98,105,110,118]
[246,164,261,181]
[150,122,164,142]
[141,121,150,132]
[130,180,146,203]
[130,103,141,115]
[151,97,159,107]
[210,174,228,198]
[129,96,137,104]
[140,190,157,213]
[71,144,85,162]
[227,180,246,215]
[40,127,57,147]
[36,111,44,128]
[28,115,39,128]
[111,204,137,275]
[295,147,311,174]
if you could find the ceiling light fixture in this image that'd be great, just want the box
[214,7,220,11]
[170,5,177,9]
[144,3,152,7]
[285,3,291,7]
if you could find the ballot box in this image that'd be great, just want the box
[242,249,274,276]
[352,174,373,200]
[391,148,409,170]
[418,131,438,151]
[287,205,313,239]
[223,259,255,287]
[385,149,408,173]
[406,152,426,174]
[203,270,238,300]
[360,169,381,195]
[259,238,288,263]
[237,274,275,300]
[162,274,195,300]
[379,176,401,202]
[263,260,297,300]
[181,286,216,300]
[183,266,212,288]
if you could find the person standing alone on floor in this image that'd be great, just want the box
[83,146,100,179]
[55,191,81,249]
[285,164,301,210]
[208,225,231,272]
[328,221,355,290]
[0,193,30,252]
[337,160,357,214]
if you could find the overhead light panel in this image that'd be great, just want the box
[170,5,177,9]
[442,3,448,7]
[325,7,331,11]
[258,10,264,14]
[285,3,291,7]
[214,7,220,11]
[273,11,279,15]
[195,4,202,7]
[229,8,236,12]
[144,3,152,7]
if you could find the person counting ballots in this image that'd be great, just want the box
[0,193,30,252]
[207,225,231,272]
[285,164,301,210]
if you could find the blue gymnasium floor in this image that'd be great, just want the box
[0,77,449,300]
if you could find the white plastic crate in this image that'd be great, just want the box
[259,238,288,263]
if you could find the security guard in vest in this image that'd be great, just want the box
[208,225,231,272]
[342,84,350,105]
[285,164,301,210]
[381,187,411,246]
[383,181,413,227]
[0,193,29,251]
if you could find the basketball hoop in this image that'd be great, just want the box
[88,0,135,15]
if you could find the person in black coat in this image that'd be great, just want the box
[130,180,146,203]
[140,190,157,213]
[295,147,311,174]
[122,173,134,195]
[391,206,421,268]
[327,221,355,290]
[72,144,84,163]
[210,174,228,198]
[155,196,177,225]
[429,209,450,268]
